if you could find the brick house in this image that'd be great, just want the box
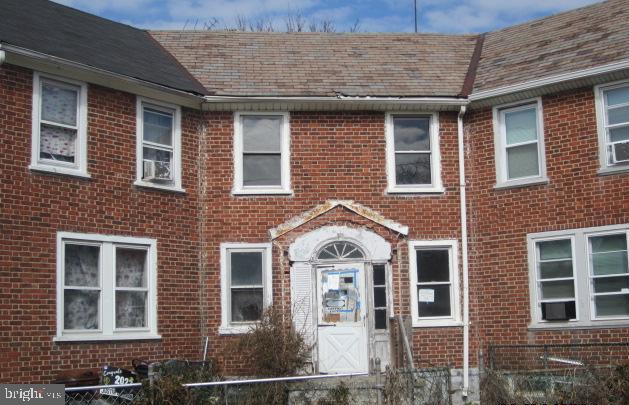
[1,0,628,401]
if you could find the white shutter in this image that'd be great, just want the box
[290,263,314,346]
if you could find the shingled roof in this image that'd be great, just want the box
[150,31,479,98]
[0,0,208,95]
[474,0,629,93]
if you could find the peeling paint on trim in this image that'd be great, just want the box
[269,200,409,239]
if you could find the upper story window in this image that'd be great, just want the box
[595,81,629,174]
[135,97,183,192]
[493,98,547,188]
[219,243,273,334]
[408,240,460,327]
[233,112,291,195]
[528,224,629,329]
[385,113,443,193]
[30,72,89,177]
[56,232,158,341]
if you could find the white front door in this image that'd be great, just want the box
[316,263,368,373]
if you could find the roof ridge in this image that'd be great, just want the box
[459,34,485,97]
[149,30,478,38]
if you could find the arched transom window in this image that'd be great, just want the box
[317,241,365,261]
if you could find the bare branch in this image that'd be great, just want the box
[349,18,361,33]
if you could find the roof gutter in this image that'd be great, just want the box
[1,43,204,101]
[469,58,629,101]
[203,94,469,106]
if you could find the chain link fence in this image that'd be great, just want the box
[64,366,451,404]
[482,342,629,404]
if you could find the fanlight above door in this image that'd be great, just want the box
[317,241,364,261]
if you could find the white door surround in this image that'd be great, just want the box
[288,225,393,374]
[317,263,368,373]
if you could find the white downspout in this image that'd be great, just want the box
[457,105,470,397]
[0,45,6,65]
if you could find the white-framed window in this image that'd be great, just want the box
[135,97,183,192]
[233,112,291,195]
[408,240,460,327]
[56,232,158,341]
[528,224,629,328]
[385,112,443,193]
[493,98,547,188]
[30,72,89,177]
[594,80,629,174]
[219,243,273,334]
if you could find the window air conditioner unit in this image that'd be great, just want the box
[143,160,172,181]
[542,302,571,321]
[612,140,629,164]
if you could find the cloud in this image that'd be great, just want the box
[53,0,603,33]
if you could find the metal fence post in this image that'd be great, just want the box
[375,357,383,405]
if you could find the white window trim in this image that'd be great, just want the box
[233,112,292,195]
[527,223,629,330]
[385,112,443,194]
[530,235,580,325]
[492,98,548,189]
[408,240,461,327]
[55,232,159,342]
[219,243,273,334]
[135,97,184,192]
[594,80,629,175]
[30,72,90,178]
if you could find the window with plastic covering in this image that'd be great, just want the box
[56,233,158,341]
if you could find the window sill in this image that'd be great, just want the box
[386,186,445,195]
[29,164,91,179]
[494,176,549,190]
[54,334,161,342]
[218,325,254,335]
[597,166,629,176]
[528,320,629,331]
[232,189,293,196]
[412,320,463,328]
[134,180,185,193]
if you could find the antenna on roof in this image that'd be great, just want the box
[414,0,418,33]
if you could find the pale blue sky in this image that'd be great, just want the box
[54,0,602,33]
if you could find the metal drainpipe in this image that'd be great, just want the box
[0,47,6,65]
[457,105,470,397]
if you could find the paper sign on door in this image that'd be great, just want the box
[418,288,435,303]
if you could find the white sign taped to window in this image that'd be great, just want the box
[327,274,340,290]
[418,288,435,303]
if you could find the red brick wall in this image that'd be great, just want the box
[465,86,629,367]
[200,110,465,372]
[0,64,202,383]
[9,62,625,382]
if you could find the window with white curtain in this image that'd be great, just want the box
[56,232,158,341]
[31,72,88,177]
[493,98,547,188]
